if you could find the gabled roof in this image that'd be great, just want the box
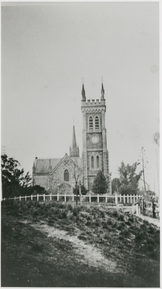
[33,154,82,175]
[34,158,61,174]
[51,154,82,174]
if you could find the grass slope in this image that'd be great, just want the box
[1,200,160,287]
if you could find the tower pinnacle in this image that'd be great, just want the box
[101,82,105,99]
[81,83,86,100]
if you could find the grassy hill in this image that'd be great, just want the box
[1,200,160,287]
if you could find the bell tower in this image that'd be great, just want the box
[81,82,109,190]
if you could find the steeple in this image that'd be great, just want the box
[69,126,80,157]
[101,82,105,99]
[81,82,86,100]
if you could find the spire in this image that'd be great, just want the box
[101,81,105,99]
[81,81,86,100]
[72,125,77,148]
[69,125,80,157]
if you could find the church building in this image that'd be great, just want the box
[32,83,109,193]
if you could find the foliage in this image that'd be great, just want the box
[1,154,47,199]
[81,184,88,195]
[1,154,32,198]
[92,170,108,194]
[111,178,120,194]
[114,161,142,195]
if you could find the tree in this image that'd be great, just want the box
[117,161,142,195]
[72,158,82,183]
[92,170,108,194]
[1,154,32,198]
[111,178,120,194]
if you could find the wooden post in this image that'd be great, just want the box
[136,203,139,216]
[37,194,39,201]
[97,194,99,203]
[57,193,59,201]
[64,194,66,202]
[120,194,121,202]
[105,194,107,203]
[50,193,52,201]
[89,193,91,203]
[19,196,21,201]
[115,193,118,206]
[123,194,125,204]
[72,194,74,202]
[25,196,27,201]
[43,194,45,201]
[31,195,33,201]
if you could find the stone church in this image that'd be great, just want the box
[32,83,109,193]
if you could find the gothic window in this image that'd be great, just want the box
[91,156,94,169]
[95,116,99,129]
[64,169,69,181]
[89,116,93,129]
[96,155,99,168]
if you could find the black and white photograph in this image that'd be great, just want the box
[1,1,160,287]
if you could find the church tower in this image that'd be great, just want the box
[69,125,79,157]
[81,83,109,190]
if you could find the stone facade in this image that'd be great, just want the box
[81,83,109,190]
[32,83,109,192]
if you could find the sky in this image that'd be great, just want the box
[1,1,159,194]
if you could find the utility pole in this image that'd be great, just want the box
[141,147,146,194]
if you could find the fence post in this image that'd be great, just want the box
[72,194,74,202]
[50,193,52,201]
[89,193,91,203]
[43,194,45,201]
[97,194,99,203]
[115,193,118,206]
[64,194,66,202]
[105,194,107,203]
[136,203,139,216]
[31,195,33,201]
[19,196,21,201]
[120,194,121,202]
[57,193,59,201]
[37,194,39,201]
[123,194,125,204]
[25,196,27,201]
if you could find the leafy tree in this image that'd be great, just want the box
[92,170,108,194]
[111,178,120,194]
[117,161,142,195]
[81,184,88,195]
[1,154,32,198]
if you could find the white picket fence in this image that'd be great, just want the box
[2,193,142,204]
[2,193,144,215]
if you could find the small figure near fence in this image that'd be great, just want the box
[152,198,156,218]
[74,182,79,205]
[143,199,146,215]
[79,181,82,205]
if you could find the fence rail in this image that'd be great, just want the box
[2,193,142,204]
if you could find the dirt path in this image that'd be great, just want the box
[21,220,123,274]
[138,214,160,227]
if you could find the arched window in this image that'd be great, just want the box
[95,116,99,129]
[96,155,99,168]
[91,156,94,169]
[64,169,69,181]
[89,116,93,129]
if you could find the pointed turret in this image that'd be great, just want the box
[81,83,86,100]
[101,82,105,99]
[69,126,80,157]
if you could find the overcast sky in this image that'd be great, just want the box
[1,2,159,193]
